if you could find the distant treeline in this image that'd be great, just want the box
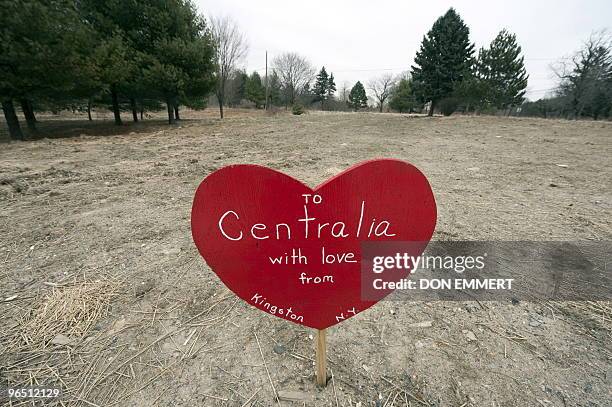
[221,9,533,117]
[226,8,611,121]
[2,3,610,142]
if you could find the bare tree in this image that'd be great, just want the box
[211,16,248,118]
[552,30,612,119]
[368,74,396,112]
[339,81,351,103]
[272,52,315,106]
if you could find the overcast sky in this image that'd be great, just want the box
[195,0,611,100]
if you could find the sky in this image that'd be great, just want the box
[195,0,611,100]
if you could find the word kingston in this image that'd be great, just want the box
[251,293,304,322]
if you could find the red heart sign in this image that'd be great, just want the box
[191,159,437,329]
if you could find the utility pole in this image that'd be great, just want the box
[265,50,269,110]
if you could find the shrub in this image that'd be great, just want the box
[292,103,305,115]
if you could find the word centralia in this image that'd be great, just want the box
[218,195,396,242]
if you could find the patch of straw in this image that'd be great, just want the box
[19,278,120,347]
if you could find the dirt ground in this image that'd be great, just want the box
[1,109,611,406]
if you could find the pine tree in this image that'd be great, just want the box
[267,71,282,106]
[143,35,215,124]
[92,35,139,125]
[245,71,265,108]
[82,0,215,125]
[300,82,316,105]
[1,0,93,139]
[228,70,248,106]
[313,67,329,102]
[347,81,368,110]
[411,8,475,116]
[476,29,528,110]
[389,78,417,113]
[327,73,336,99]
[453,73,490,113]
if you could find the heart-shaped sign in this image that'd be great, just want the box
[191,159,436,329]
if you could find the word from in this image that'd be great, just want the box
[299,272,334,284]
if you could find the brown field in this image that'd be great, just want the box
[1,109,611,406]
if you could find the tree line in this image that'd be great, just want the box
[221,9,532,117]
[248,8,609,120]
[2,3,610,142]
[1,0,218,141]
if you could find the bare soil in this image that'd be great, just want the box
[1,109,611,406]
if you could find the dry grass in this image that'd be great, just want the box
[0,274,239,406]
[0,277,121,406]
[1,110,611,406]
[17,279,120,348]
[556,301,612,333]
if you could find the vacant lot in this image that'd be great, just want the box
[1,110,611,406]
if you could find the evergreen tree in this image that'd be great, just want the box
[92,35,139,125]
[586,86,611,120]
[227,70,248,106]
[389,78,417,113]
[1,0,93,139]
[143,33,216,124]
[0,0,217,137]
[300,82,316,105]
[411,8,474,116]
[245,71,266,108]
[81,0,215,125]
[313,67,329,102]
[267,71,282,106]
[347,81,368,110]
[453,73,490,113]
[79,0,141,124]
[327,73,336,99]
[476,29,528,110]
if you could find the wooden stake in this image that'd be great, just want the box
[315,329,327,386]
